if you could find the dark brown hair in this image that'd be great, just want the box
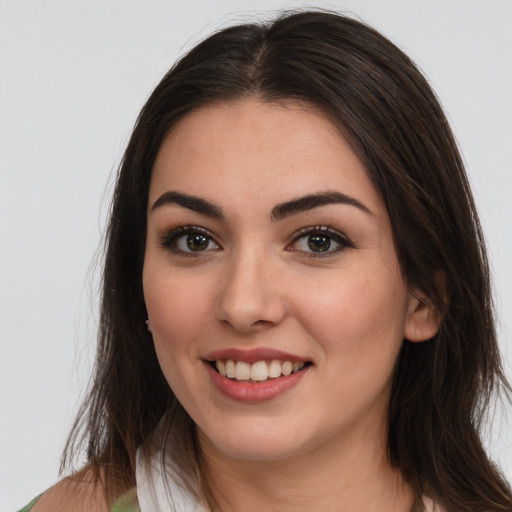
[63,10,512,511]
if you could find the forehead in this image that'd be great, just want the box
[150,98,383,215]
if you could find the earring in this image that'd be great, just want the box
[145,318,152,333]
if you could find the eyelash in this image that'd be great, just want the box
[158,225,220,256]
[288,225,354,258]
[158,224,354,258]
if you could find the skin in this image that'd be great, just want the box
[32,469,107,512]
[142,98,439,512]
[33,98,439,512]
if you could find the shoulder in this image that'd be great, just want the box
[32,468,109,512]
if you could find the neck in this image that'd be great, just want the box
[198,418,414,512]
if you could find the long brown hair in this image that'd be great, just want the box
[62,10,512,511]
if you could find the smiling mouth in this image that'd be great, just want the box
[212,359,311,382]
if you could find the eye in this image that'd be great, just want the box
[159,226,220,255]
[289,226,353,257]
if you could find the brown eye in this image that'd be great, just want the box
[159,226,220,255]
[175,232,218,253]
[186,233,210,251]
[307,234,332,252]
[289,226,354,257]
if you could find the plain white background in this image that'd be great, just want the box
[1,0,511,509]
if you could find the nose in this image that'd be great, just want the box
[216,248,287,333]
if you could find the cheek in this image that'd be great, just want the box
[142,264,214,390]
[295,266,409,363]
[143,260,213,339]
[143,272,212,415]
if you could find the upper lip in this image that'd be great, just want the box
[204,347,310,364]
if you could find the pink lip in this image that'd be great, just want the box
[205,362,310,402]
[204,347,309,364]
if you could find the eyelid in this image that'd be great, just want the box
[288,225,354,256]
[290,225,353,243]
[158,224,221,254]
[157,223,353,258]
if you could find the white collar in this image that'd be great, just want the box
[135,445,210,512]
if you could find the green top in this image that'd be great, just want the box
[16,488,141,512]
[111,489,140,512]
[16,495,42,512]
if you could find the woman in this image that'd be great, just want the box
[21,9,511,512]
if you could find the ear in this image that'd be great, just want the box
[404,291,441,342]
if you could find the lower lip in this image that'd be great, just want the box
[205,362,310,403]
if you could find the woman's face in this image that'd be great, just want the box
[143,99,427,462]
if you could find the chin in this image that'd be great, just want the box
[197,419,317,462]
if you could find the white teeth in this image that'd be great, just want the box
[215,359,307,381]
[268,359,282,378]
[282,361,293,376]
[215,360,225,375]
[235,361,251,380]
[225,359,236,378]
[250,361,268,381]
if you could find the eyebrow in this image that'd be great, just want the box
[151,191,224,218]
[150,190,371,221]
[270,191,372,221]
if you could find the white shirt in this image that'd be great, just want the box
[136,446,209,512]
